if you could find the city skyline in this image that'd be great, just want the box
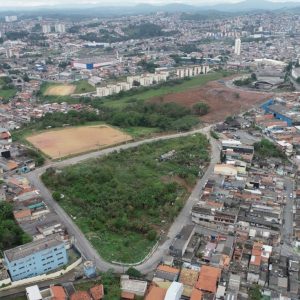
[0,0,299,8]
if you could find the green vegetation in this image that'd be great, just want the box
[248,284,262,300]
[102,71,231,109]
[254,139,286,159]
[137,60,159,73]
[25,148,45,166]
[0,77,17,103]
[210,130,219,140]
[126,267,142,278]
[74,271,121,300]
[74,80,96,94]
[233,73,257,87]
[192,102,210,116]
[42,134,209,263]
[0,202,32,252]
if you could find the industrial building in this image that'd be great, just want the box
[72,57,117,70]
[4,234,68,281]
[261,99,300,126]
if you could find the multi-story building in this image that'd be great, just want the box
[54,23,66,33]
[4,234,68,281]
[234,38,241,56]
[42,24,52,34]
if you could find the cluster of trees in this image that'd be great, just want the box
[125,23,165,39]
[0,202,31,251]
[42,135,209,258]
[26,98,209,133]
[234,73,257,86]
[109,102,200,131]
[137,60,159,73]
[5,31,29,40]
[254,139,286,159]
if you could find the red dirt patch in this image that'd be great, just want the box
[149,80,272,123]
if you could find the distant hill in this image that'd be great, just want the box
[1,0,300,14]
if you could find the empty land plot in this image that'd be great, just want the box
[27,125,132,159]
[44,84,76,96]
[149,80,272,123]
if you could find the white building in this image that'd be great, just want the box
[164,282,183,300]
[26,285,42,300]
[234,38,241,56]
[5,16,18,22]
[96,87,111,97]
[42,24,52,34]
[55,23,66,33]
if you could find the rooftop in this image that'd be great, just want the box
[4,234,64,262]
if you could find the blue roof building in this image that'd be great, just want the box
[4,234,68,281]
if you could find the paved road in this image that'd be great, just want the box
[282,178,295,244]
[26,125,220,274]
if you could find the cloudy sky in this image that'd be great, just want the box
[0,0,299,8]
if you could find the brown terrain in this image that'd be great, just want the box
[149,80,273,123]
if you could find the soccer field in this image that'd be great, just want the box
[26,125,132,159]
[44,84,76,96]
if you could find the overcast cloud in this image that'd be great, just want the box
[0,0,299,8]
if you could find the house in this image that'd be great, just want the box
[70,291,91,300]
[90,284,104,300]
[169,225,195,257]
[50,285,67,300]
[155,265,180,281]
[144,285,167,300]
[164,282,183,300]
[26,285,42,300]
[195,265,221,294]
[120,275,147,297]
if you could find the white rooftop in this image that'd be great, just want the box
[26,285,42,300]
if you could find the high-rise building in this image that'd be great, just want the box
[234,38,241,56]
[55,23,66,33]
[42,24,52,34]
[5,16,18,22]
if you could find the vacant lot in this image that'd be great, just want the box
[150,80,271,123]
[44,84,76,96]
[103,71,232,109]
[42,134,209,263]
[27,125,132,159]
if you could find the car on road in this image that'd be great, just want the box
[290,193,293,198]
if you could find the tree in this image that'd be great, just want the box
[248,284,262,300]
[193,102,210,116]
[52,191,61,202]
[251,73,257,81]
[126,267,142,278]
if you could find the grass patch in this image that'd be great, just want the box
[74,80,96,94]
[254,139,286,160]
[74,271,121,300]
[42,134,209,263]
[0,77,17,102]
[102,71,232,109]
[122,126,159,138]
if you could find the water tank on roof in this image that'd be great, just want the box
[83,260,97,278]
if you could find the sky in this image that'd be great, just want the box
[0,0,299,8]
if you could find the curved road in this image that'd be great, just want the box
[26,125,220,274]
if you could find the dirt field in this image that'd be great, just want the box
[27,125,132,159]
[44,85,76,96]
[149,79,272,123]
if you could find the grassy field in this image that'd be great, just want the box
[0,78,17,102]
[74,80,96,94]
[102,71,231,109]
[42,134,209,263]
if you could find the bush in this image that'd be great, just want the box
[147,230,157,241]
[192,102,210,116]
[126,267,142,278]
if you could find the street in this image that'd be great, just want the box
[25,125,220,274]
